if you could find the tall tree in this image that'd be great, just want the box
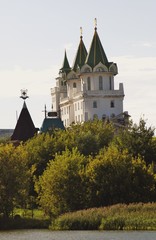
[0,144,30,218]
[86,145,156,207]
[35,148,87,217]
[113,118,156,164]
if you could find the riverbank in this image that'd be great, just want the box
[50,202,156,230]
[0,217,50,230]
[0,209,50,230]
[1,203,156,230]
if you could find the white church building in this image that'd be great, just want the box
[51,21,126,128]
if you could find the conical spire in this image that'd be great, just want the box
[60,50,71,74]
[11,101,38,142]
[72,27,88,71]
[85,19,108,68]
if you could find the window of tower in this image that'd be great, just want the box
[73,82,76,88]
[110,100,115,108]
[81,114,83,121]
[78,102,79,110]
[96,67,103,72]
[99,76,103,90]
[109,76,112,90]
[85,67,90,72]
[75,103,77,111]
[87,77,91,90]
[93,101,97,108]
[81,101,83,109]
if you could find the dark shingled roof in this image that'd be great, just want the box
[11,101,38,142]
[72,35,87,71]
[85,27,109,68]
[60,50,71,74]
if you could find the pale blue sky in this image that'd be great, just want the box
[0,0,156,129]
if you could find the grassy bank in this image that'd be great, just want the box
[50,203,156,230]
[0,209,50,230]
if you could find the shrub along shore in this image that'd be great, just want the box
[50,203,156,230]
[1,203,156,230]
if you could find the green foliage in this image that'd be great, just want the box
[35,148,88,217]
[35,144,156,216]
[0,144,30,218]
[1,118,156,224]
[86,145,155,207]
[14,208,48,219]
[71,120,114,156]
[24,120,114,177]
[50,203,156,230]
[113,118,156,164]
[24,133,56,176]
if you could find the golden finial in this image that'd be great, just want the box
[80,27,83,38]
[94,18,97,30]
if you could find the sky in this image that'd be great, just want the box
[0,0,156,129]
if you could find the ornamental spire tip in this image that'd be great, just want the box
[94,18,97,30]
[80,27,83,39]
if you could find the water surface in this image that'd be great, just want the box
[0,230,156,240]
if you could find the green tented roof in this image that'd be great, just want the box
[85,28,109,68]
[40,118,65,132]
[72,36,87,71]
[60,50,71,74]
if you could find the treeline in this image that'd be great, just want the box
[0,119,156,219]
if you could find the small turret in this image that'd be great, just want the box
[59,50,71,75]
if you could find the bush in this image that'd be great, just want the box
[50,203,156,230]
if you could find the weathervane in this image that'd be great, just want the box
[94,18,97,30]
[80,27,83,38]
[20,89,29,100]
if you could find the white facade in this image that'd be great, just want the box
[51,26,125,127]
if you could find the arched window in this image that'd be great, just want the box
[110,100,115,108]
[87,77,91,90]
[75,103,77,111]
[102,114,106,120]
[99,76,103,90]
[73,82,76,88]
[85,67,90,72]
[93,101,97,108]
[109,76,112,90]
